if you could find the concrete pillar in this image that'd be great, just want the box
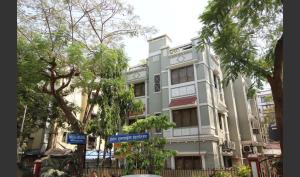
[201,155,206,169]
[224,114,230,140]
[171,156,175,169]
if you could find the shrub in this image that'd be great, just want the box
[211,171,232,177]
[22,169,33,177]
[236,165,251,177]
[40,169,69,177]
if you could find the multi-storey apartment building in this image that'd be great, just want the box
[256,89,275,143]
[223,76,265,165]
[257,89,274,122]
[125,35,236,169]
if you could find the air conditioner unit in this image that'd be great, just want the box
[243,145,252,153]
[222,140,236,151]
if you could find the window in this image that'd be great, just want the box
[217,77,223,101]
[154,113,162,132]
[175,156,202,169]
[223,156,233,168]
[172,108,198,128]
[87,136,96,149]
[253,129,260,134]
[213,74,218,89]
[154,75,160,92]
[171,65,194,85]
[134,82,145,97]
[218,113,223,130]
[62,132,68,143]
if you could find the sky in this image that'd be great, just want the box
[123,0,209,67]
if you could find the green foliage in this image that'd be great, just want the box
[22,168,33,177]
[17,36,66,148]
[40,154,81,177]
[40,169,69,177]
[198,0,283,88]
[236,165,251,177]
[211,171,232,177]
[17,0,156,174]
[246,86,257,99]
[116,115,176,175]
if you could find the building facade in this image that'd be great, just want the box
[223,76,265,165]
[125,35,237,169]
[25,34,265,170]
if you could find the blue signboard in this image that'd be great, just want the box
[67,133,87,145]
[108,133,149,144]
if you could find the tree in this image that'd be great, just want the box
[86,86,144,167]
[115,115,176,175]
[17,38,65,150]
[17,0,156,174]
[198,0,283,153]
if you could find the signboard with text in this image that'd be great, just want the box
[108,133,149,144]
[67,133,87,145]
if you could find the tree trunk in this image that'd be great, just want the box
[268,34,283,176]
[102,141,107,167]
[46,123,58,150]
[52,94,86,176]
[76,144,86,177]
[269,35,283,152]
[97,137,102,168]
[269,80,283,152]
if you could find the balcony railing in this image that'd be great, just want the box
[169,44,192,55]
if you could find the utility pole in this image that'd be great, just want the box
[17,105,27,163]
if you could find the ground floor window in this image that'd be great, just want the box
[175,156,202,169]
[87,136,96,149]
[223,156,233,168]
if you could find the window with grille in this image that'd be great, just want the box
[154,75,160,92]
[171,65,194,85]
[175,156,202,169]
[133,82,145,97]
[218,113,223,130]
[172,108,198,128]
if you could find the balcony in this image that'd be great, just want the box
[173,127,199,137]
[170,82,196,98]
[222,140,236,151]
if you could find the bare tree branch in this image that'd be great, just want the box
[39,0,54,51]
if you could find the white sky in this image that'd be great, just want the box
[123,0,209,67]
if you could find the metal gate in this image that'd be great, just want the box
[259,156,282,177]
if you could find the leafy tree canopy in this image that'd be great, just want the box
[116,115,176,175]
[198,0,283,87]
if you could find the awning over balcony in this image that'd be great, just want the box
[169,96,197,107]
